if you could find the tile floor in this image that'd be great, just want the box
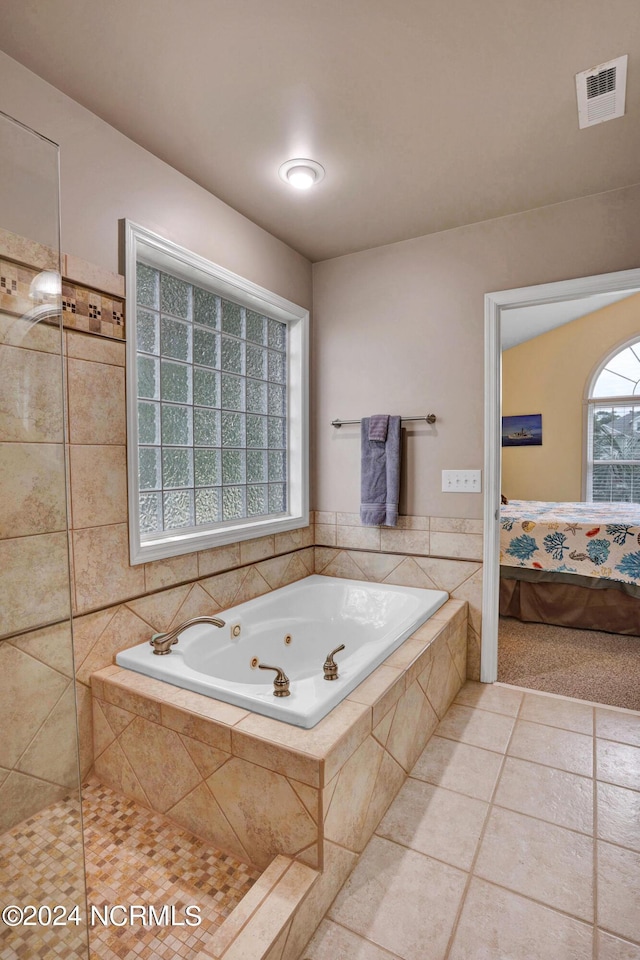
[1,779,261,960]
[303,681,640,960]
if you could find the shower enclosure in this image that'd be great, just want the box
[0,111,90,958]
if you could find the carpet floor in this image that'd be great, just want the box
[498,616,640,710]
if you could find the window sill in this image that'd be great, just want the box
[130,511,309,565]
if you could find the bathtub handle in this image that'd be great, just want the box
[323,644,346,681]
[257,662,291,697]
[150,616,226,655]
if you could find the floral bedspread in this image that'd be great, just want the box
[500,500,640,586]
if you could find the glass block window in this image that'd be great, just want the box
[587,340,640,502]
[135,263,288,535]
[125,222,308,564]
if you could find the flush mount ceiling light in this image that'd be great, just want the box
[278,158,325,190]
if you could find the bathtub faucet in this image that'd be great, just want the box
[257,662,291,697]
[150,616,226,655]
[323,644,345,680]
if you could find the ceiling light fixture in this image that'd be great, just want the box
[278,158,325,190]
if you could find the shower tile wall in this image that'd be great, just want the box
[0,254,79,830]
[0,624,80,832]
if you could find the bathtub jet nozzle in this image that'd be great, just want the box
[257,662,291,697]
[323,644,346,680]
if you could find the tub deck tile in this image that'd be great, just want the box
[235,699,372,786]
[93,665,250,728]
[430,598,468,625]
[346,664,406,728]
[162,703,233,753]
[231,728,322,787]
[385,636,437,691]
[101,678,162,723]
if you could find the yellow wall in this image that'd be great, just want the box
[502,292,640,502]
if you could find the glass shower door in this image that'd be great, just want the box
[0,111,90,959]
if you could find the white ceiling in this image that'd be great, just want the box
[0,0,639,262]
[501,290,640,350]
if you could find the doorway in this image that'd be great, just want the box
[481,267,640,688]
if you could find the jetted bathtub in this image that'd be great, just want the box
[116,574,448,728]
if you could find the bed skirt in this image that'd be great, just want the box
[500,567,640,637]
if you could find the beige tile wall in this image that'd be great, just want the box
[314,512,483,681]
[0,623,81,832]
[0,283,80,828]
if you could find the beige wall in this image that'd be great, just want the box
[0,52,311,310]
[502,293,640,502]
[312,185,640,519]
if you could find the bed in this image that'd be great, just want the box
[500,500,640,635]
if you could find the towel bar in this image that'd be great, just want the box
[331,415,436,428]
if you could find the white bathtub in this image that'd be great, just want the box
[115,574,448,728]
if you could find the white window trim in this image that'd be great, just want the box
[583,333,640,501]
[124,220,309,565]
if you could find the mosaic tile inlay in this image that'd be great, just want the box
[0,257,124,341]
[0,779,261,960]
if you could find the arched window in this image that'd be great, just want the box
[587,338,640,502]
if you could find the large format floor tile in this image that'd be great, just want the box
[303,683,640,960]
[454,680,523,716]
[597,841,640,944]
[519,692,594,735]
[409,735,503,801]
[495,756,593,834]
[376,778,488,870]
[328,835,467,960]
[475,806,594,921]
[435,703,515,752]
[448,877,593,960]
[596,709,640,748]
[304,919,403,959]
[597,931,640,960]
[597,782,640,852]
[597,739,640,790]
[508,719,593,776]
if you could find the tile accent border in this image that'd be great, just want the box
[61,277,124,339]
[0,255,124,340]
[0,223,125,341]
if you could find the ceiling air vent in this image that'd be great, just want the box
[576,55,628,128]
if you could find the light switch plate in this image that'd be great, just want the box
[442,469,482,493]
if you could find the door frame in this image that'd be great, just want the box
[481,267,640,682]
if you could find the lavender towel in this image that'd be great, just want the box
[360,416,401,527]
[368,414,389,442]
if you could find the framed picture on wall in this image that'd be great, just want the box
[502,413,542,447]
